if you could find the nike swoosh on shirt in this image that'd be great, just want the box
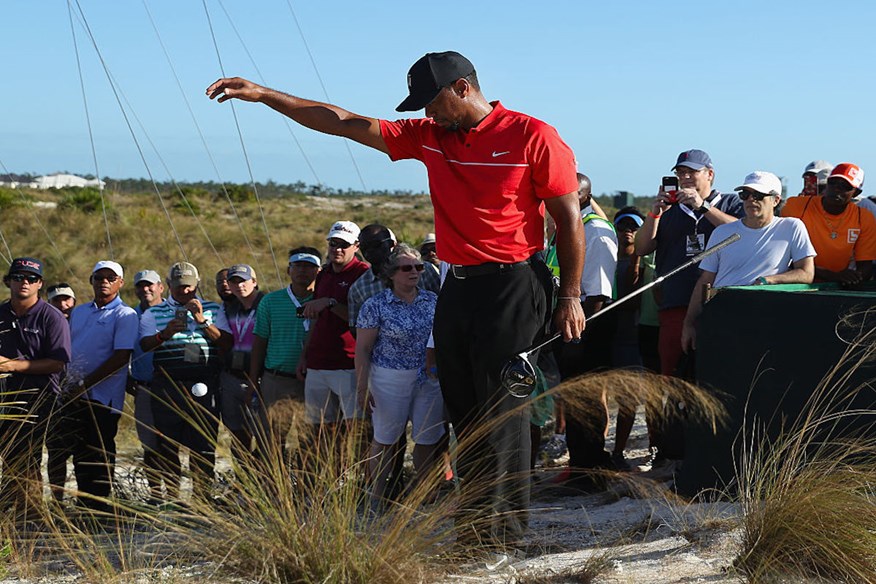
[491,151,510,158]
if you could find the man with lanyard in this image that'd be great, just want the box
[546,174,619,488]
[634,149,743,477]
[128,269,165,502]
[0,257,70,517]
[220,264,264,461]
[298,222,369,435]
[139,261,232,501]
[782,163,876,286]
[207,50,586,548]
[249,247,321,464]
[68,260,139,512]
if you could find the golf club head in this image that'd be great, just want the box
[500,352,538,399]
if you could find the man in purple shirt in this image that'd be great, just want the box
[0,257,71,515]
[68,260,139,511]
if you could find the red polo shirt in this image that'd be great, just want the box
[380,102,578,265]
[305,257,369,370]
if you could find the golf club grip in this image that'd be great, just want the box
[523,232,741,356]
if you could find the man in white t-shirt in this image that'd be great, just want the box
[682,171,816,352]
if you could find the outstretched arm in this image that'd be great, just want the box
[206,77,389,155]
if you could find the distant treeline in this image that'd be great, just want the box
[104,178,427,199]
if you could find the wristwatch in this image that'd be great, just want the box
[695,200,712,216]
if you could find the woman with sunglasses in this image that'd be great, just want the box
[682,171,816,353]
[354,244,443,512]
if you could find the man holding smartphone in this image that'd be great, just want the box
[139,261,232,501]
[634,149,744,478]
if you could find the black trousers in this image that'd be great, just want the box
[0,388,54,511]
[556,309,616,471]
[150,375,220,498]
[433,260,552,545]
[46,396,86,500]
[72,400,120,510]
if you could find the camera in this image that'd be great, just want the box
[296,305,305,318]
[175,308,188,322]
[662,176,680,204]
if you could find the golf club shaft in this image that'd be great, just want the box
[525,232,741,355]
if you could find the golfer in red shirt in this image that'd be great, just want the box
[207,51,585,548]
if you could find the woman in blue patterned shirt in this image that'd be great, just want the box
[355,244,444,511]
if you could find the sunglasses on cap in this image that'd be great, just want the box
[9,274,41,283]
[738,190,775,201]
[396,264,425,273]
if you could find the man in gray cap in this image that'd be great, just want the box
[139,262,232,501]
[208,51,586,548]
[799,160,832,197]
[129,269,165,502]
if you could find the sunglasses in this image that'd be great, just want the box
[328,240,353,249]
[91,274,120,283]
[738,190,775,201]
[9,274,41,283]
[396,264,425,273]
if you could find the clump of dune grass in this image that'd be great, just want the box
[515,551,614,583]
[733,309,876,583]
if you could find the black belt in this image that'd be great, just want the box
[449,259,531,280]
[264,368,296,378]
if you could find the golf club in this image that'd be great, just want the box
[501,232,741,398]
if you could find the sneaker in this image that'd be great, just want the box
[542,433,568,459]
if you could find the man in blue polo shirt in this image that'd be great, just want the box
[68,260,139,511]
[0,257,71,515]
[634,149,744,476]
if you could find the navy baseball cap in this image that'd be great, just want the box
[396,51,475,112]
[673,149,713,171]
[8,257,44,277]
[227,264,256,281]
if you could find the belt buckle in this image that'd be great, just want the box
[451,265,466,280]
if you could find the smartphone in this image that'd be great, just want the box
[662,176,680,204]
[296,305,305,319]
[175,308,188,322]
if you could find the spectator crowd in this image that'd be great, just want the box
[1,153,870,521]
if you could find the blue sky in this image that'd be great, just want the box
[3,1,875,197]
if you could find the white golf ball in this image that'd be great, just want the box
[191,382,208,397]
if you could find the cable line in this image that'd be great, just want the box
[67,0,113,259]
[284,0,367,191]
[202,0,283,287]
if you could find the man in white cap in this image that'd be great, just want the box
[799,160,833,197]
[300,221,369,438]
[783,163,876,285]
[249,247,321,465]
[129,269,165,502]
[139,261,232,501]
[419,233,439,266]
[682,172,816,351]
[67,260,139,511]
[46,283,76,320]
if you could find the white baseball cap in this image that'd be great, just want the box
[803,160,832,176]
[326,221,360,245]
[92,260,124,278]
[735,171,783,197]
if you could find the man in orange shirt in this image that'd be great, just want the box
[782,163,876,285]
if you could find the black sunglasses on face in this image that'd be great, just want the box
[738,190,774,201]
[328,240,353,249]
[9,274,41,283]
[91,274,120,283]
[396,264,425,272]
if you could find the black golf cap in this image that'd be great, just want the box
[395,51,475,112]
